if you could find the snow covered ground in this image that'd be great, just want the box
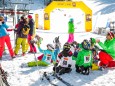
[1,0,115,86]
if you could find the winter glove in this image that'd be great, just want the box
[68,64,71,68]
[73,51,78,57]
[36,41,40,47]
[35,35,43,44]
[68,51,73,57]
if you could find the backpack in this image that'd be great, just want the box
[22,25,30,35]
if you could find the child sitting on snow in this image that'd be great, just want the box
[73,39,93,75]
[27,40,56,67]
[90,38,100,70]
[53,42,73,75]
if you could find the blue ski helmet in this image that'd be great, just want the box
[82,39,90,50]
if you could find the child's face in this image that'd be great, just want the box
[106,34,111,40]
[93,51,96,57]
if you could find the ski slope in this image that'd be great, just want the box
[1,0,115,86]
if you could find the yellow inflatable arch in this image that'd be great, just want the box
[44,1,92,32]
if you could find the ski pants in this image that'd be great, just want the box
[67,33,74,44]
[75,65,91,75]
[53,66,72,75]
[99,51,112,66]
[14,37,27,54]
[99,51,115,67]
[0,35,14,58]
[27,34,37,52]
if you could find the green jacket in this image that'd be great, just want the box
[98,38,115,59]
[68,21,74,33]
[73,49,93,67]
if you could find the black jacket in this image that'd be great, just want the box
[28,19,34,36]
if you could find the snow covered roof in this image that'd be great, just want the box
[0,0,44,11]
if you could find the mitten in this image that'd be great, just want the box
[36,41,40,47]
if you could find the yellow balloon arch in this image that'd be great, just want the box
[44,1,92,32]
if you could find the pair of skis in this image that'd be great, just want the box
[42,72,57,86]
[42,72,73,86]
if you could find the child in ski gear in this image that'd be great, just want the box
[37,44,56,63]
[53,36,61,60]
[14,16,30,56]
[89,38,100,70]
[0,16,15,60]
[74,39,93,75]
[94,31,115,68]
[67,18,75,44]
[27,41,56,67]
[27,15,37,53]
[53,42,73,75]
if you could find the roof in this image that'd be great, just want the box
[0,0,44,11]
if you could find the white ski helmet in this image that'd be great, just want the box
[47,44,54,51]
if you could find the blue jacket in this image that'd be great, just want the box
[0,23,9,37]
[38,47,56,64]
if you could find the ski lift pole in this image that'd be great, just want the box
[14,4,18,48]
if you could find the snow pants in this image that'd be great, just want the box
[27,34,37,53]
[99,51,115,67]
[53,66,72,75]
[0,35,14,58]
[67,33,74,44]
[14,37,27,54]
[75,65,91,75]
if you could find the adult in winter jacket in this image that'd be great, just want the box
[14,16,30,56]
[67,18,75,44]
[95,31,115,68]
[73,40,93,75]
[27,15,37,53]
[0,16,15,60]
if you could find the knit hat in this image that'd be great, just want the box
[28,15,32,19]
[69,18,74,22]
[107,31,114,39]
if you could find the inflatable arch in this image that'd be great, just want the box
[44,1,92,32]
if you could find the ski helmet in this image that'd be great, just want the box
[47,44,54,51]
[82,39,90,50]
[63,42,71,51]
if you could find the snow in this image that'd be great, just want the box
[1,0,115,86]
